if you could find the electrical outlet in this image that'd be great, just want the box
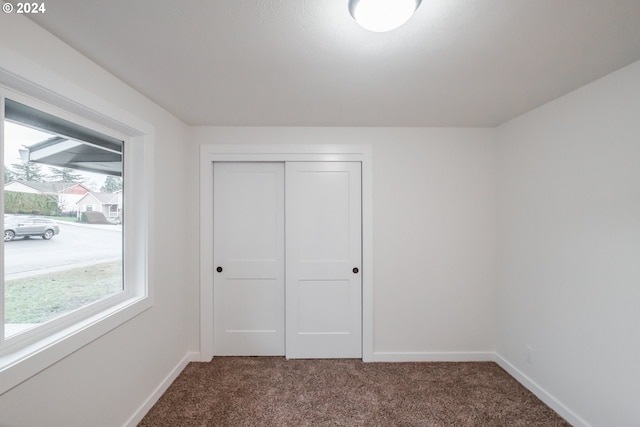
[525,345,534,366]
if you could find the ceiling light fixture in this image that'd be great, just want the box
[349,0,422,33]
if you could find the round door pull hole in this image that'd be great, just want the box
[216,266,223,273]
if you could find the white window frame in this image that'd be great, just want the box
[84,204,94,212]
[0,69,154,396]
[199,144,374,362]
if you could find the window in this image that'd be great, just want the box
[0,82,152,395]
[3,98,124,338]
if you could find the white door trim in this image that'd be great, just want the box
[199,144,373,362]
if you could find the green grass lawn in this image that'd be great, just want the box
[5,261,122,324]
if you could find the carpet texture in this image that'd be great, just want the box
[139,357,570,426]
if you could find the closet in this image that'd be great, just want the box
[212,161,362,358]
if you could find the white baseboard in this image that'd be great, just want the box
[124,351,200,427]
[371,351,496,362]
[495,354,589,427]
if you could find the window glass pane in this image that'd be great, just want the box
[3,99,124,338]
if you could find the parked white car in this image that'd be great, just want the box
[4,216,60,241]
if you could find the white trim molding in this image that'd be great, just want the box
[199,144,374,362]
[495,354,589,427]
[372,351,496,363]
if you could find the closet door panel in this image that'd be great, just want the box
[213,162,285,356]
[285,162,362,358]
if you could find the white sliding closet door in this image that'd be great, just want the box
[213,162,285,356]
[212,161,362,358]
[285,162,362,358]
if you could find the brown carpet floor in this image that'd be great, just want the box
[139,357,570,426]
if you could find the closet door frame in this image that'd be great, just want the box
[199,144,373,362]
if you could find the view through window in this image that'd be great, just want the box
[3,99,124,338]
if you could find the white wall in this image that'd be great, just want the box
[496,60,640,426]
[193,127,498,358]
[2,12,498,424]
[0,15,194,427]
[7,9,637,427]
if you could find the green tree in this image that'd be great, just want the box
[101,175,122,192]
[49,167,84,183]
[10,161,46,182]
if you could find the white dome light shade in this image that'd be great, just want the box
[349,0,422,32]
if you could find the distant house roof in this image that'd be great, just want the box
[5,180,91,194]
[77,191,119,206]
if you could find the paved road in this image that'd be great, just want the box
[4,222,121,276]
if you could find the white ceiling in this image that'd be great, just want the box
[30,0,640,127]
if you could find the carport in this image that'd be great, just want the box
[5,98,123,174]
